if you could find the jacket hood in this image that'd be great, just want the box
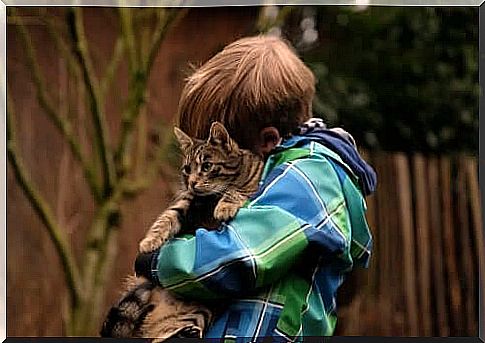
[280,120,377,197]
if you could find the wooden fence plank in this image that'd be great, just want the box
[394,153,419,335]
[428,157,450,336]
[359,149,378,293]
[439,157,463,335]
[387,153,406,335]
[464,157,484,335]
[375,152,393,336]
[457,157,476,334]
[412,154,432,336]
[373,153,385,333]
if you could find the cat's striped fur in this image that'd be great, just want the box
[101,122,264,340]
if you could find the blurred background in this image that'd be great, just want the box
[6,6,483,337]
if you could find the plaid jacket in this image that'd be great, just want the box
[148,134,373,341]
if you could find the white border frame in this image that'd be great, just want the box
[0,2,482,342]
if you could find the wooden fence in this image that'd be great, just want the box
[336,151,484,337]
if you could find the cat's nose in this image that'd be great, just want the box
[189,180,196,189]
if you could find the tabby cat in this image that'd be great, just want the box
[100,122,264,341]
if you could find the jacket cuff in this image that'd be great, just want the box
[135,249,161,285]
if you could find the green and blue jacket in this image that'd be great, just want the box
[138,129,376,341]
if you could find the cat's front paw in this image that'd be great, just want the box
[139,215,180,253]
[139,230,171,253]
[139,236,165,253]
[214,201,239,222]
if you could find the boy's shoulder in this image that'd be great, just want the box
[264,130,377,199]
[263,135,356,182]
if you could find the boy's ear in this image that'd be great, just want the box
[174,127,193,152]
[208,122,239,150]
[256,127,281,156]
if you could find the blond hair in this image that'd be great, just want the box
[177,35,316,150]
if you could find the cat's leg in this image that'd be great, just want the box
[213,191,248,222]
[139,191,193,253]
[100,276,156,338]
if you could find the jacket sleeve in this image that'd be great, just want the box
[138,158,354,301]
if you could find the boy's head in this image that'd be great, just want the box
[176,35,316,154]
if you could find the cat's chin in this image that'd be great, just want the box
[189,188,223,198]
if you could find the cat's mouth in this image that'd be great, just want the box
[191,189,212,196]
[189,186,214,196]
[190,185,227,196]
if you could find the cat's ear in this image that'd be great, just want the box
[174,127,193,152]
[208,122,238,150]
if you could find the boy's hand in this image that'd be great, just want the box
[135,249,160,283]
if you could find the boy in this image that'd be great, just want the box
[135,35,376,340]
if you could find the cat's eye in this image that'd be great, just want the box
[182,165,191,174]
[201,162,213,172]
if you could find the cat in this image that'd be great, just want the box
[100,122,264,341]
[100,274,212,341]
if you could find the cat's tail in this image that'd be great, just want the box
[100,275,155,338]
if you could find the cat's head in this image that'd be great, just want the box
[174,122,245,196]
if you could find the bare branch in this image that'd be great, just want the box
[124,124,179,197]
[122,164,178,198]
[118,8,138,74]
[7,90,83,307]
[81,183,124,316]
[144,8,189,75]
[91,228,120,329]
[12,9,102,201]
[100,36,125,98]
[115,75,147,175]
[71,8,116,195]
[115,8,188,176]
[134,107,147,179]
[42,11,81,81]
